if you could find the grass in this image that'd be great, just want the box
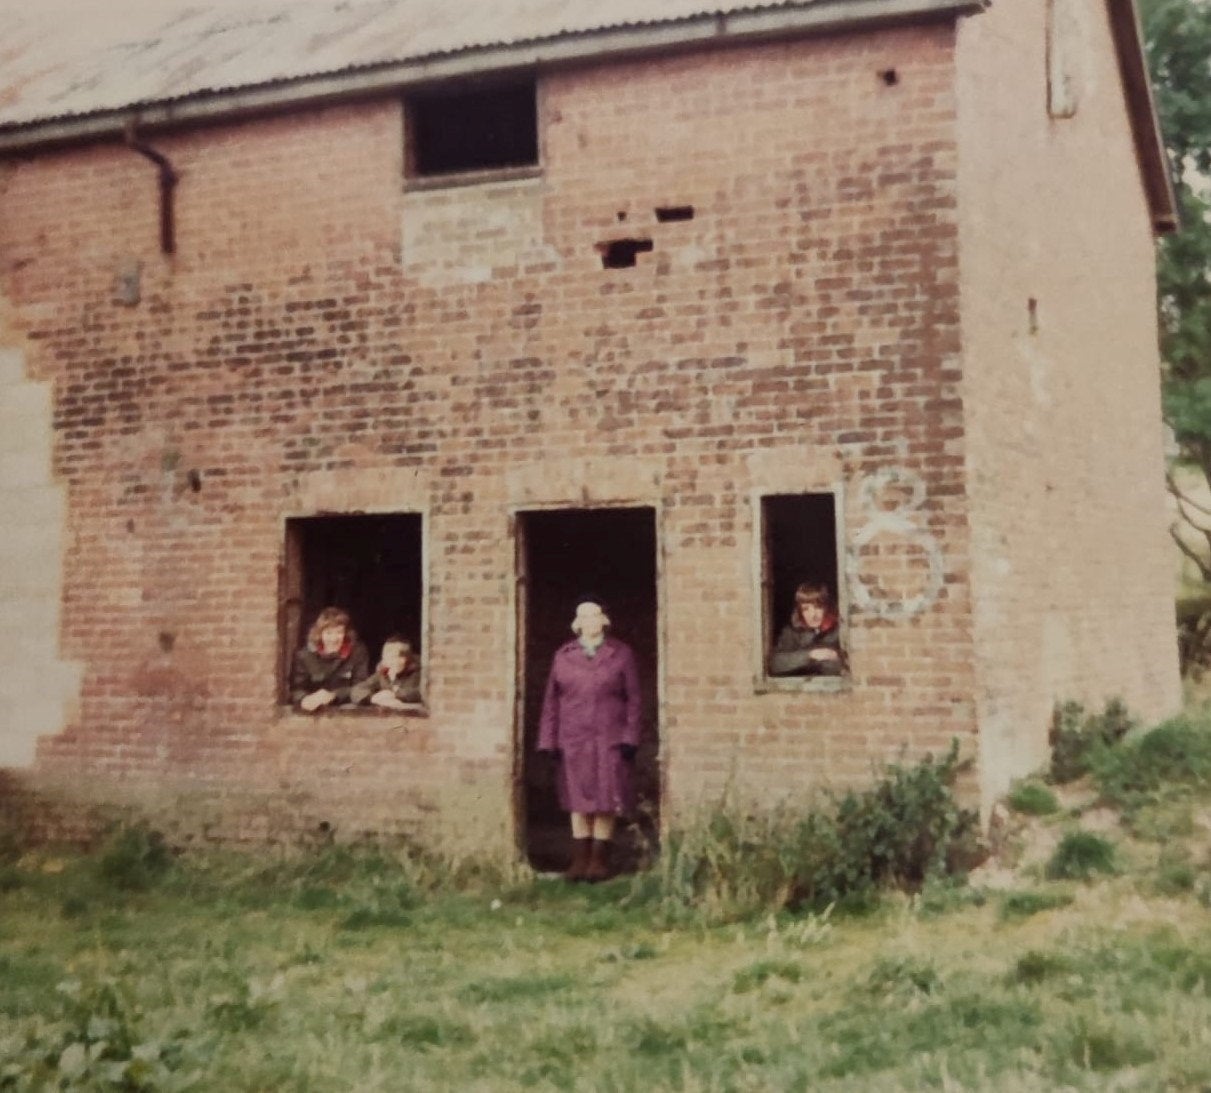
[4,714,1211,1089]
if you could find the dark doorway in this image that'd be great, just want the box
[516,508,660,872]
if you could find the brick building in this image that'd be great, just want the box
[0,0,1180,857]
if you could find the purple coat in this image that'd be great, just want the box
[537,637,642,815]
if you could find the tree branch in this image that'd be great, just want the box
[1170,522,1211,583]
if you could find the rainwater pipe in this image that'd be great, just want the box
[124,118,178,254]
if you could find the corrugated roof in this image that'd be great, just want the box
[0,0,968,130]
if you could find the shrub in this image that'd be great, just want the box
[1007,781,1059,816]
[1089,713,1211,807]
[646,741,978,919]
[1045,831,1117,880]
[1049,699,1134,784]
[96,824,173,891]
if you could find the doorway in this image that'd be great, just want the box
[515,507,660,872]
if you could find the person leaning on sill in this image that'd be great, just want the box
[768,582,846,677]
[290,606,370,712]
[351,634,422,709]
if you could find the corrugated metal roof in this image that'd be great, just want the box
[0,0,956,130]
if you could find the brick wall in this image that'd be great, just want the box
[955,0,1181,804]
[1,22,993,841]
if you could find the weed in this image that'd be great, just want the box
[732,958,804,993]
[1007,780,1059,816]
[1049,698,1134,783]
[998,889,1074,920]
[1045,831,1117,880]
[865,955,941,997]
[457,973,576,1005]
[375,1012,476,1050]
[1010,950,1072,984]
[97,824,173,892]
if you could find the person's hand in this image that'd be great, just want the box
[370,691,407,710]
[617,744,638,761]
[300,689,336,712]
[808,648,839,662]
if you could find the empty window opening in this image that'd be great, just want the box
[760,493,846,680]
[879,68,899,86]
[406,79,538,178]
[280,513,424,706]
[598,238,654,269]
[655,205,695,223]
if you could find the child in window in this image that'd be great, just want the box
[352,635,422,709]
[291,606,371,711]
[769,583,845,677]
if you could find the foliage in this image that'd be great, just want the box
[1046,831,1118,881]
[998,889,1075,921]
[649,741,979,920]
[1007,780,1060,816]
[1048,699,1134,783]
[1088,711,1211,808]
[1140,0,1211,598]
[96,824,173,892]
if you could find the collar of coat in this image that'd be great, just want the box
[561,636,619,659]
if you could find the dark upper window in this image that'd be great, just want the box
[280,513,424,706]
[760,493,847,683]
[406,79,538,179]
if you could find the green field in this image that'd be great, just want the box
[4,709,1211,1091]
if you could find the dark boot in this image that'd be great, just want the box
[565,837,591,882]
[585,839,612,883]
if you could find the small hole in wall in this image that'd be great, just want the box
[598,238,654,269]
[187,469,202,492]
[126,519,136,533]
[1028,297,1039,335]
[880,68,899,86]
[158,631,175,652]
[655,205,695,223]
[616,210,627,222]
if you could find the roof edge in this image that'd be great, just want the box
[0,0,987,153]
[1106,0,1178,234]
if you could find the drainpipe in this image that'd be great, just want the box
[124,118,178,255]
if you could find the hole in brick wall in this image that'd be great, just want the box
[616,210,628,222]
[158,631,175,653]
[655,205,695,223]
[187,469,202,492]
[126,519,136,534]
[1028,297,1040,335]
[880,68,899,86]
[317,820,332,834]
[597,238,654,269]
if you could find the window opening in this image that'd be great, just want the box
[760,493,846,680]
[280,513,424,706]
[406,79,538,178]
[598,238,654,269]
[655,205,695,223]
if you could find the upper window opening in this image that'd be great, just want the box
[760,493,847,681]
[407,79,538,178]
[281,513,424,710]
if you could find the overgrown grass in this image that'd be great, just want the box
[5,722,1211,1089]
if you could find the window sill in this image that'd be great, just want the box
[277,704,429,720]
[404,164,543,193]
[754,676,852,696]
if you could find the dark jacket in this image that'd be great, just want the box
[351,664,422,706]
[538,637,641,815]
[290,640,370,705]
[769,618,844,677]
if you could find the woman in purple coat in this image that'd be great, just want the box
[537,595,642,882]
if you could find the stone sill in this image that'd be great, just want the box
[403,164,543,193]
[276,704,429,722]
[753,677,852,696]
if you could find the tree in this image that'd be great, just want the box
[1141,0,1211,581]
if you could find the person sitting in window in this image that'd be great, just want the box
[352,635,422,709]
[769,582,846,677]
[290,606,370,712]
